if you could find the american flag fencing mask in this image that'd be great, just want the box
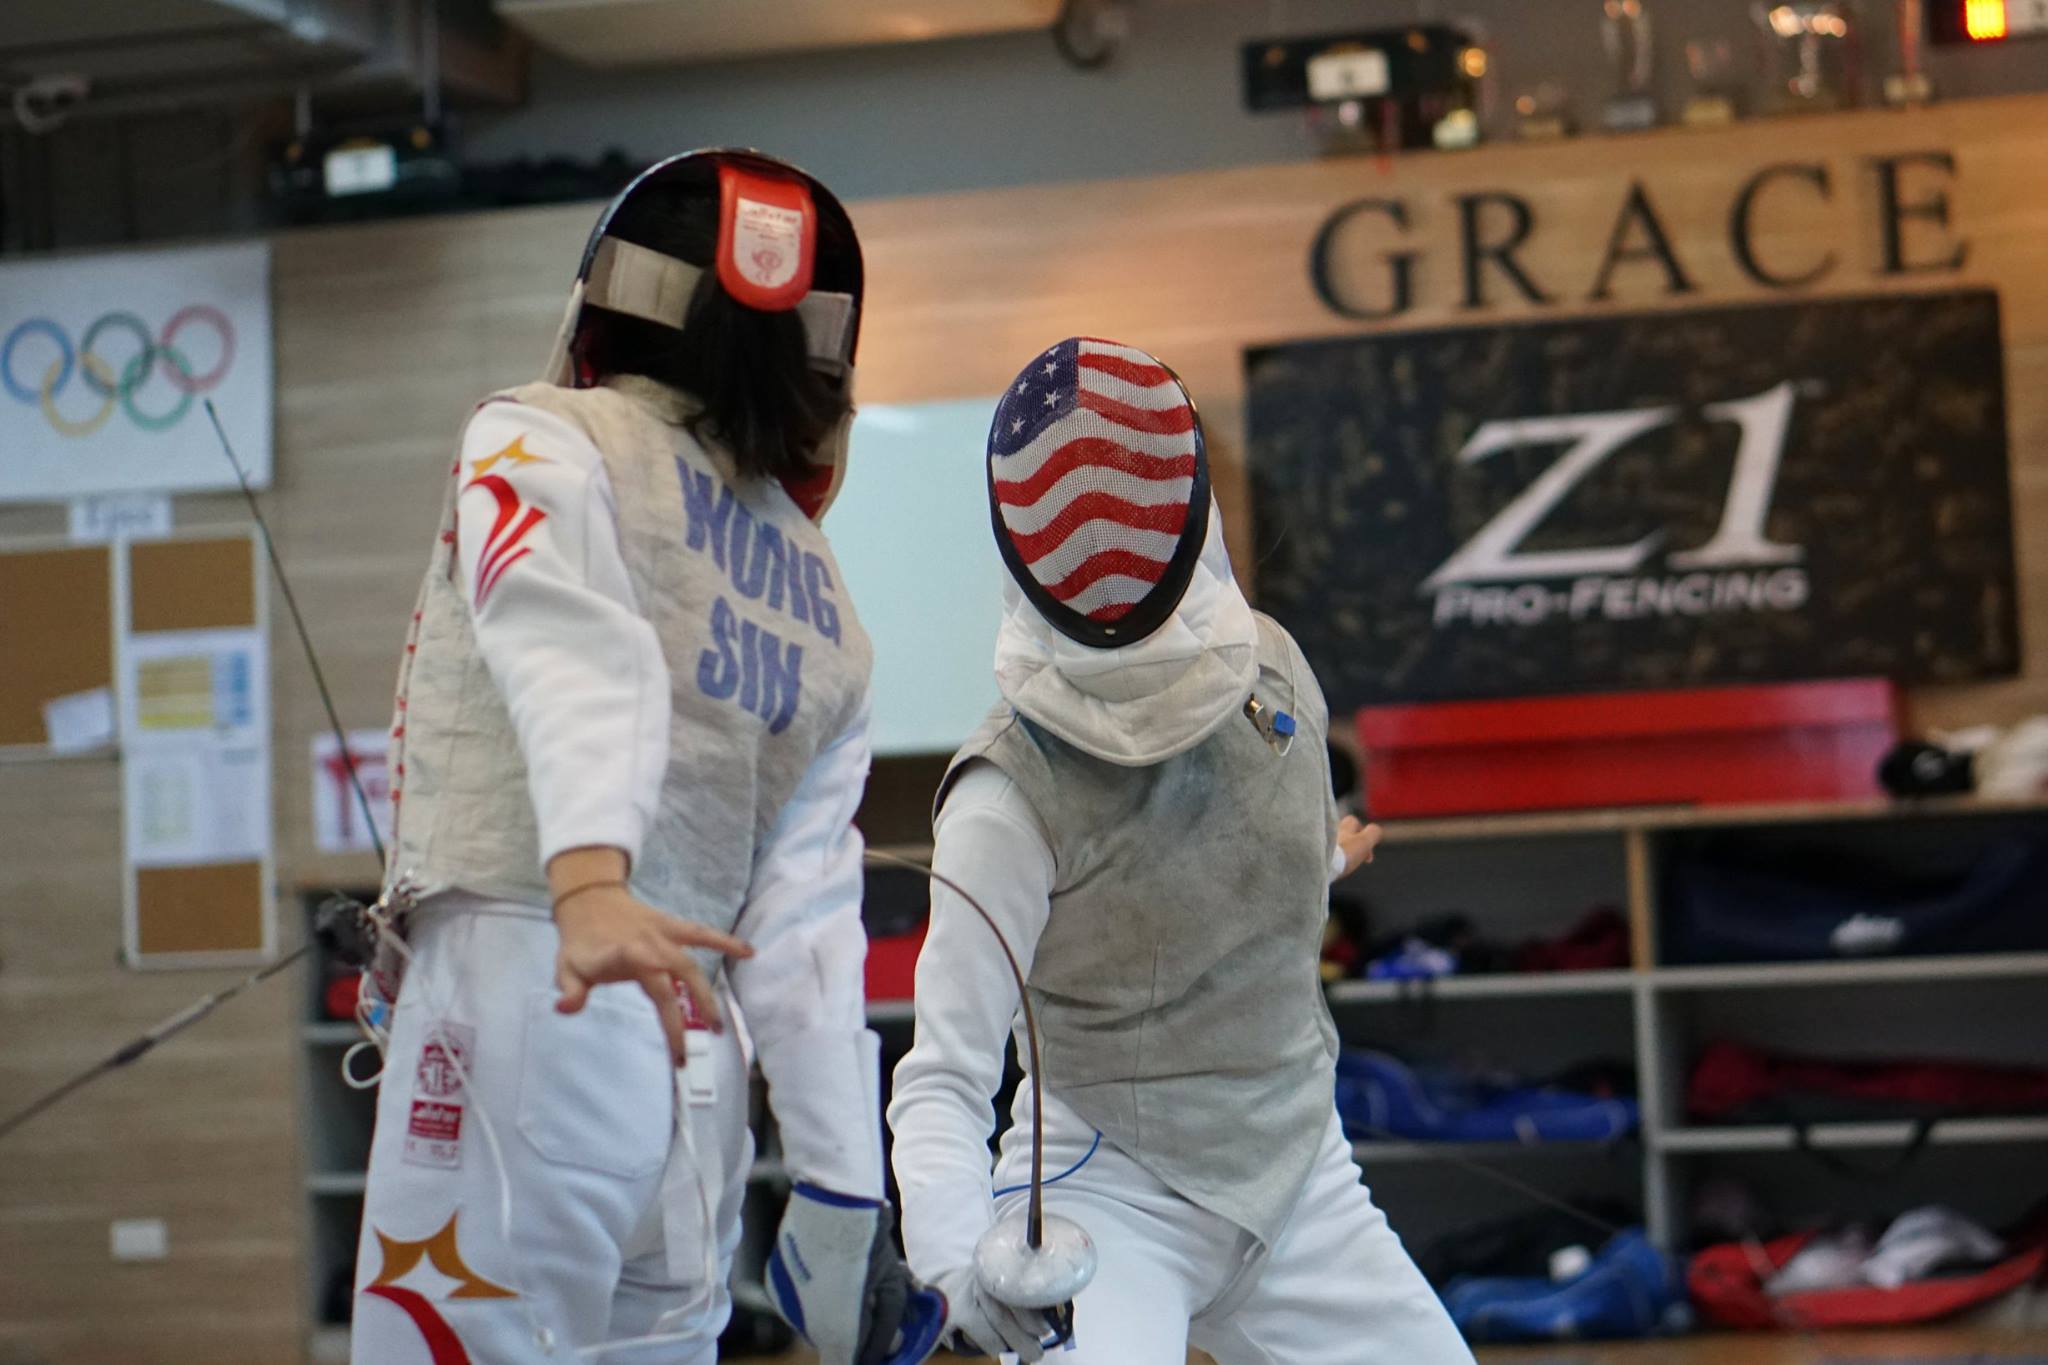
[987,338,1212,649]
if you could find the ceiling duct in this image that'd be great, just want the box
[0,0,522,128]
[493,0,1062,66]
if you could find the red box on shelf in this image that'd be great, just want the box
[865,921,928,1002]
[1356,680,1899,819]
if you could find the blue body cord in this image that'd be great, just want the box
[992,1130,1102,1200]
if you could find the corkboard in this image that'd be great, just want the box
[133,862,266,956]
[128,537,257,631]
[124,532,269,965]
[0,544,113,748]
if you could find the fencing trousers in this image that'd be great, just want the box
[988,1103,1474,1365]
[350,900,752,1365]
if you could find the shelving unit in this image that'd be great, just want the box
[1322,795,2048,1258]
[294,795,2048,1355]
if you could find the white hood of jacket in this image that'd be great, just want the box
[993,500,1260,767]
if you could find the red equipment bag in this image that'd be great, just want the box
[1690,1232,2047,1330]
[1688,1041,2048,1124]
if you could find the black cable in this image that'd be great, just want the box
[865,849,1051,1250]
[204,398,385,866]
[0,942,312,1143]
[1351,1123,1631,1239]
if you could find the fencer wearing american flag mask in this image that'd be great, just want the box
[887,338,1473,1363]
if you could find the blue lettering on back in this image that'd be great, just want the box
[697,596,741,700]
[804,554,842,646]
[679,461,735,571]
[729,502,761,601]
[756,629,804,735]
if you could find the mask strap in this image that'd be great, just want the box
[582,236,854,375]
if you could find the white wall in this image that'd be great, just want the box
[832,397,1008,754]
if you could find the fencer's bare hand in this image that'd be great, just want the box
[1336,816,1384,878]
[552,885,753,1066]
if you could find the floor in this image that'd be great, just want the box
[731,1324,2048,1364]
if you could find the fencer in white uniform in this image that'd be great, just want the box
[352,150,938,1365]
[887,338,1475,1364]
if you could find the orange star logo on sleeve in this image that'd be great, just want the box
[469,435,546,480]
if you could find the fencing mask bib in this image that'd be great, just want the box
[539,148,863,521]
[987,337,1211,647]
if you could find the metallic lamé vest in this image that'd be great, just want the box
[385,377,872,952]
[943,616,1340,1245]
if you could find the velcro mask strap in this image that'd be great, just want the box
[583,236,855,375]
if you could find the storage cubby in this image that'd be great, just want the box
[1358,1152,1646,1265]
[1665,1145,2048,1252]
[1332,985,1638,1080]
[1338,829,1632,960]
[1653,806,2048,966]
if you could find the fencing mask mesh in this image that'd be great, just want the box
[987,337,1211,648]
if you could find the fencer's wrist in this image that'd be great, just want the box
[551,879,629,918]
[546,845,629,910]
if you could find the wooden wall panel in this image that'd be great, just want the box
[3,93,2047,1364]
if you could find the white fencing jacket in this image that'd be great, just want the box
[441,398,882,1200]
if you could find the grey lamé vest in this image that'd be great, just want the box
[385,377,872,949]
[942,616,1340,1245]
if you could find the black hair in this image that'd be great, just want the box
[573,165,853,487]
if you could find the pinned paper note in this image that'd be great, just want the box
[42,686,116,754]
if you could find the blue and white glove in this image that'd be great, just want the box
[767,1185,946,1365]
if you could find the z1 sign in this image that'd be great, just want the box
[1247,290,2019,707]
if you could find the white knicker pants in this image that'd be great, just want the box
[988,1105,1474,1365]
[349,900,752,1365]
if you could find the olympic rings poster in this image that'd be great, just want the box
[0,241,271,503]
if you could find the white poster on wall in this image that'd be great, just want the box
[833,398,1007,755]
[310,727,394,855]
[0,242,272,503]
[117,626,272,868]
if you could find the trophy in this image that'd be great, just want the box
[1430,42,1488,150]
[1753,2,1862,113]
[1682,38,1742,126]
[1601,0,1659,131]
[1884,0,1934,105]
[1514,83,1576,140]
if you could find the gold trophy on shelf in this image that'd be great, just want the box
[1682,37,1742,126]
[1514,82,1577,141]
[1753,2,1862,113]
[1601,0,1660,131]
[1884,0,1935,105]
